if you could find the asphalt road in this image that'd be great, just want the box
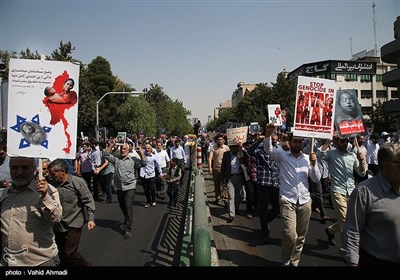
[79,172,190,267]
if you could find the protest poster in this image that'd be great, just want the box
[334,89,365,136]
[7,58,79,159]
[293,76,336,139]
[226,126,248,146]
[267,104,283,126]
[117,132,127,145]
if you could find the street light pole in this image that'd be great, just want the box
[95,91,144,141]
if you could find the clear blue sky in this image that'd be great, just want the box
[1,0,399,125]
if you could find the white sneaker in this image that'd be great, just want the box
[144,204,149,208]
[151,202,156,207]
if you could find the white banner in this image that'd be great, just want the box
[7,58,79,159]
[227,126,248,146]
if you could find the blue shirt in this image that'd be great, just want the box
[317,148,366,196]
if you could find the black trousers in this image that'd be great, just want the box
[55,228,91,267]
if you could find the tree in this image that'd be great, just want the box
[0,50,17,80]
[86,56,115,96]
[77,67,96,135]
[166,100,193,136]
[207,72,296,134]
[50,41,77,62]
[144,84,171,133]
[84,56,118,135]
[364,100,400,133]
[19,48,41,60]
[116,96,156,136]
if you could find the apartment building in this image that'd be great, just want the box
[231,82,256,108]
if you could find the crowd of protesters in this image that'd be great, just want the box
[0,132,200,267]
[0,125,399,267]
[206,126,400,267]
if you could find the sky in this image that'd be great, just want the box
[1,0,399,126]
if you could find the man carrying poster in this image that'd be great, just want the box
[221,127,249,223]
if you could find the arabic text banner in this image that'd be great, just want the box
[227,127,248,146]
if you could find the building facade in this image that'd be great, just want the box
[231,82,256,108]
[213,99,232,120]
[381,16,400,112]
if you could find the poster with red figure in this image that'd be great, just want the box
[293,76,336,139]
[7,58,79,159]
[267,104,283,126]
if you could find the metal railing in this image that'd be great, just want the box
[179,143,214,266]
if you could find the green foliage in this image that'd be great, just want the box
[86,56,115,96]
[77,68,96,134]
[116,96,156,136]
[166,100,193,136]
[364,101,400,133]
[142,84,192,136]
[0,50,17,80]
[144,84,171,132]
[50,41,76,62]
[19,48,41,60]
[210,74,296,132]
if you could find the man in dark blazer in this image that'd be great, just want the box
[220,144,248,223]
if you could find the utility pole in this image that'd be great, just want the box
[95,91,145,141]
[373,2,378,56]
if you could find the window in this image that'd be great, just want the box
[344,74,357,81]
[392,91,399,98]
[376,74,383,82]
[360,74,371,82]
[376,90,387,98]
[329,73,336,81]
[361,90,372,99]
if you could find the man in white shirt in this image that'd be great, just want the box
[156,140,170,199]
[264,123,320,267]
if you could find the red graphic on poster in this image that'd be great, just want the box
[42,71,77,154]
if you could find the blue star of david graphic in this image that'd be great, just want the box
[10,114,52,149]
